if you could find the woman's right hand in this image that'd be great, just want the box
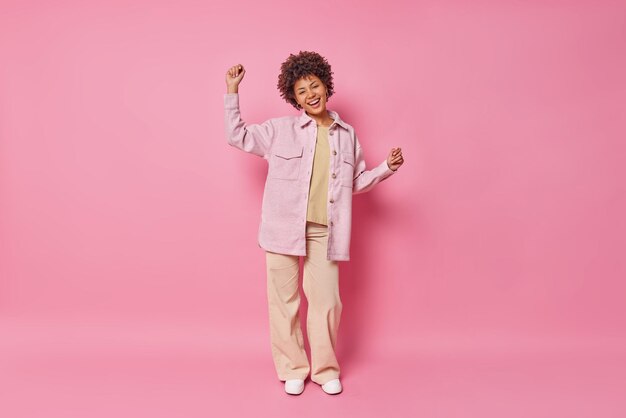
[226,64,245,92]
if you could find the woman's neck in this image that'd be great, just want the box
[307,110,334,127]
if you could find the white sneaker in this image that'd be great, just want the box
[321,378,342,394]
[284,379,305,395]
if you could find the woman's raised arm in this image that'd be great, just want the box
[224,64,275,159]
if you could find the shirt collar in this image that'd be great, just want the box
[298,109,349,130]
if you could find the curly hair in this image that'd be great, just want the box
[277,51,335,110]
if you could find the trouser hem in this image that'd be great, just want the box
[278,375,310,382]
[312,375,340,385]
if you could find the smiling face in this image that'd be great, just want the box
[293,74,328,116]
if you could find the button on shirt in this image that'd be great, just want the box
[223,93,397,261]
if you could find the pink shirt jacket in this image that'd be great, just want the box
[224,93,396,261]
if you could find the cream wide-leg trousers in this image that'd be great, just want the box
[265,221,343,385]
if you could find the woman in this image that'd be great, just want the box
[223,51,404,395]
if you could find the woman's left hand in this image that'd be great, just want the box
[387,147,404,172]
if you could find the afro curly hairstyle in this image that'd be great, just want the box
[277,50,335,110]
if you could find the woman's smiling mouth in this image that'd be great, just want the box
[308,98,321,108]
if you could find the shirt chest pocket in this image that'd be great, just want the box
[269,144,304,180]
[340,151,355,188]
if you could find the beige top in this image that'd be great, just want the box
[306,125,330,225]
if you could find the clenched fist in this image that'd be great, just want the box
[387,147,404,172]
[226,64,245,93]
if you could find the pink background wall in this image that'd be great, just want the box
[1,0,625,416]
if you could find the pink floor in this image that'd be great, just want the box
[2,317,624,418]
